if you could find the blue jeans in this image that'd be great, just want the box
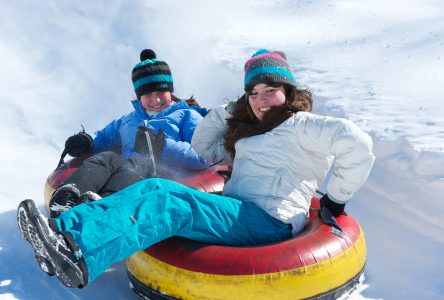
[55,178,292,283]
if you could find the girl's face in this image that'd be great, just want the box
[140,91,172,113]
[248,83,286,121]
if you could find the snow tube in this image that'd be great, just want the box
[44,157,85,207]
[44,158,366,300]
[127,198,365,300]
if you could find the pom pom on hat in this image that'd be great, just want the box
[140,49,156,61]
[132,49,174,99]
[244,49,296,90]
[252,49,270,57]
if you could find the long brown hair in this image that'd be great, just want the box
[171,94,201,107]
[224,84,312,158]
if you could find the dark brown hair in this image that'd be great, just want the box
[223,83,312,158]
[172,94,200,107]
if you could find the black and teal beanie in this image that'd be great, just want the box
[131,49,174,99]
[244,49,297,91]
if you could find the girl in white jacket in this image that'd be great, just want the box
[17,49,375,288]
[192,49,375,235]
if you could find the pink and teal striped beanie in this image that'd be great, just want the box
[244,49,297,91]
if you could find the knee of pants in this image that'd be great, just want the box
[87,151,121,166]
[133,177,182,194]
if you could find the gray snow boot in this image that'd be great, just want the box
[17,201,56,277]
[49,184,82,218]
[17,199,88,288]
[78,191,102,203]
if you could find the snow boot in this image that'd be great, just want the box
[17,202,56,277]
[78,191,102,203]
[17,199,88,288]
[49,184,81,217]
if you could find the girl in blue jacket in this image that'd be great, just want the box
[48,49,209,217]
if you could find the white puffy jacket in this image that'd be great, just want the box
[192,104,375,235]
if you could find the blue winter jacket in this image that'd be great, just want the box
[92,99,209,171]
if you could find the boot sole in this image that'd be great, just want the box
[17,199,85,288]
[17,203,56,276]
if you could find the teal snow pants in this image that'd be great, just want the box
[54,178,293,283]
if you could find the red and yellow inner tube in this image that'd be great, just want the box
[44,158,366,299]
[127,198,365,300]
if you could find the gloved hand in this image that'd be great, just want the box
[319,194,345,217]
[318,194,345,235]
[318,206,344,237]
[135,126,165,159]
[65,130,93,157]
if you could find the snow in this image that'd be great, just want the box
[1,0,443,299]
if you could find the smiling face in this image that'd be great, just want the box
[140,91,173,113]
[248,83,286,121]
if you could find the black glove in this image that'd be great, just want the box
[319,194,345,217]
[318,194,345,235]
[135,126,165,159]
[65,131,93,157]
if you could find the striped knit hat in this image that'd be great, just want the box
[244,49,297,91]
[131,49,174,99]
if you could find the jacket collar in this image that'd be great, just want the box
[131,99,190,120]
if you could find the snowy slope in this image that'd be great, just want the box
[1,1,443,299]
